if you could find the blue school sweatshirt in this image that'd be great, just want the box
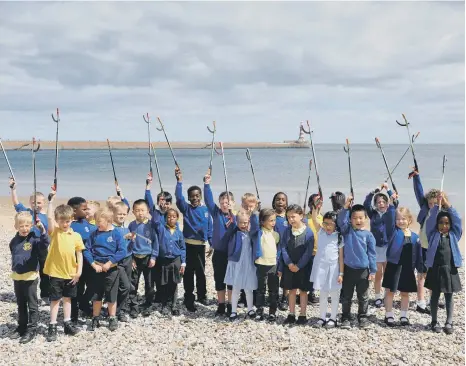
[14,203,48,235]
[71,219,97,246]
[363,189,397,248]
[9,232,49,275]
[128,220,159,259]
[384,205,423,272]
[337,209,377,274]
[413,174,430,227]
[175,182,210,243]
[83,229,126,265]
[204,183,236,252]
[274,214,288,238]
[151,210,186,264]
[221,213,260,262]
[278,226,314,272]
[425,205,463,268]
[113,224,132,259]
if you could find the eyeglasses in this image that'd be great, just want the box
[322,222,336,227]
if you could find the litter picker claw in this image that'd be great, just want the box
[150,143,164,193]
[207,121,216,175]
[384,131,420,183]
[50,108,59,196]
[300,120,323,199]
[143,113,153,178]
[396,114,419,178]
[441,155,447,192]
[343,139,354,201]
[32,138,41,223]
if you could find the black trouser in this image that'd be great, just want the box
[183,244,206,305]
[129,255,154,311]
[341,266,369,319]
[71,262,93,320]
[117,256,132,314]
[160,283,179,310]
[14,279,39,330]
[38,258,50,299]
[255,264,279,313]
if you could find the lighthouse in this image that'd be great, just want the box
[297,122,307,143]
[282,122,310,147]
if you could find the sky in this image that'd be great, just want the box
[0,1,464,143]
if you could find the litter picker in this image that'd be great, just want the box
[343,139,354,200]
[207,121,216,175]
[215,142,230,206]
[0,138,16,187]
[245,148,260,202]
[32,138,41,223]
[441,155,447,192]
[303,159,313,215]
[106,139,120,196]
[49,108,59,201]
[375,137,399,195]
[150,143,164,193]
[384,131,420,183]
[143,113,153,178]
[156,116,180,168]
[396,114,419,178]
[300,120,323,199]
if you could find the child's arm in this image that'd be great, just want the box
[145,185,156,216]
[311,208,323,230]
[203,174,219,216]
[9,179,20,207]
[47,191,56,235]
[337,208,351,235]
[367,233,377,277]
[412,171,425,209]
[221,223,237,257]
[109,231,127,266]
[383,204,397,241]
[414,236,425,274]
[174,168,188,214]
[338,244,344,284]
[296,230,314,270]
[149,228,159,268]
[363,190,375,218]
[426,205,440,241]
[71,250,83,285]
[279,230,293,267]
[180,236,186,274]
[250,212,260,234]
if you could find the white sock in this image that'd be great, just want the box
[245,290,254,312]
[231,288,240,315]
[330,291,339,320]
[385,311,394,318]
[375,293,383,300]
[64,318,71,322]
[400,310,408,318]
[319,290,329,320]
[417,300,426,308]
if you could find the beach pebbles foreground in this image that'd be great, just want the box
[0,226,464,366]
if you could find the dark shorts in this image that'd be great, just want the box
[49,277,78,301]
[92,266,120,303]
[212,250,233,292]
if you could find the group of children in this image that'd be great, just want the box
[6,165,463,344]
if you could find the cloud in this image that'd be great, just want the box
[0,1,464,143]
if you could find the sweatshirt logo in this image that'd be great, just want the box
[23,242,32,251]
[205,212,209,218]
[85,227,90,233]
[145,231,150,237]
[107,237,114,243]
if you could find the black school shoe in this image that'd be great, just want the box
[185,303,197,313]
[278,295,288,311]
[129,308,139,319]
[108,317,118,332]
[64,321,80,336]
[8,326,25,340]
[416,305,431,315]
[358,316,370,329]
[46,324,57,342]
[215,303,226,316]
[340,318,351,330]
[283,314,296,325]
[171,308,181,316]
[309,292,319,304]
[197,298,209,306]
[88,317,101,332]
[19,326,36,344]
[444,322,453,335]
[296,315,308,325]
[431,321,442,333]
[141,305,153,317]
[247,310,256,319]
[118,312,130,323]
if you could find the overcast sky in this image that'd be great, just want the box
[0,1,464,143]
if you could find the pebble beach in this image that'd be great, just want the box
[0,201,464,366]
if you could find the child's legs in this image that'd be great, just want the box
[444,293,453,323]
[105,267,120,317]
[430,289,441,322]
[129,257,142,310]
[14,280,29,330]
[255,265,268,310]
[417,273,426,302]
[62,297,72,320]
[230,287,241,314]
[26,279,39,326]
[319,290,329,319]
[168,282,179,309]
[330,290,340,320]
[227,287,232,304]
[375,262,386,295]
[288,289,297,314]
[93,301,103,317]
[117,256,132,314]
[50,300,60,324]
[183,244,196,304]
[245,290,254,311]
[355,270,369,317]
[48,277,65,323]
[384,290,395,313]
[267,271,279,313]
[400,292,410,312]
[341,267,356,317]
[38,257,50,299]
[142,257,154,305]
[213,251,228,303]
[194,245,207,300]
[299,291,308,316]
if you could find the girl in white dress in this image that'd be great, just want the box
[310,211,344,328]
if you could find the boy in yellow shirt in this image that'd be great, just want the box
[44,191,85,342]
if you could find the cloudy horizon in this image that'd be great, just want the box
[0,1,464,143]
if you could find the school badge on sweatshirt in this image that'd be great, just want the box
[23,242,32,251]
[85,227,90,233]
[107,237,113,243]
[145,231,150,237]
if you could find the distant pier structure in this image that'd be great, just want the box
[283,122,310,147]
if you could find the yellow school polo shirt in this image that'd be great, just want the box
[306,213,323,256]
[44,228,85,280]
[255,228,280,265]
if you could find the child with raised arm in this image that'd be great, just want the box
[145,174,173,220]
[175,167,211,312]
[254,209,280,322]
[8,212,49,344]
[128,199,159,318]
[382,200,423,327]
[152,208,186,316]
[222,209,259,320]
[363,183,397,308]
[425,193,463,334]
[278,204,314,325]
[112,201,132,322]
[44,191,85,341]
[204,172,236,316]
[84,208,126,332]
[67,197,96,323]
[337,196,376,329]
[9,178,50,304]
[310,211,344,328]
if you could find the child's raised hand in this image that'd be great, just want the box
[48,189,56,202]
[344,195,353,209]
[390,192,398,203]
[437,193,443,207]
[36,220,46,234]
[124,232,135,240]
[204,173,211,184]
[8,178,15,189]
[175,167,182,182]
[146,174,153,187]
[381,183,389,191]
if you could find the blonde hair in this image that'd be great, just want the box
[55,205,74,221]
[106,196,121,210]
[236,209,251,222]
[15,211,33,226]
[241,193,257,203]
[112,201,128,213]
[87,200,100,210]
[29,192,45,202]
[396,207,413,225]
[95,208,114,223]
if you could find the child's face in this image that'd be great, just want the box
[287,211,304,229]
[74,202,89,220]
[166,211,178,228]
[133,204,149,222]
[57,218,72,231]
[114,207,127,225]
[274,194,287,213]
[29,196,45,212]
[322,218,336,235]
[428,197,437,209]
[375,197,388,212]
[242,198,257,211]
[237,216,250,231]
[188,190,202,207]
[97,217,112,231]
[395,212,410,230]
[351,211,366,230]
[219,196,233,214]
[438,216,450,234]
[158,197,172,213]
[262,215,276,230]
[16,221,32,236]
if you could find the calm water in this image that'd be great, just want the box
[1,144,464,217]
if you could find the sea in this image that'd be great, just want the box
[1,144,464,218]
